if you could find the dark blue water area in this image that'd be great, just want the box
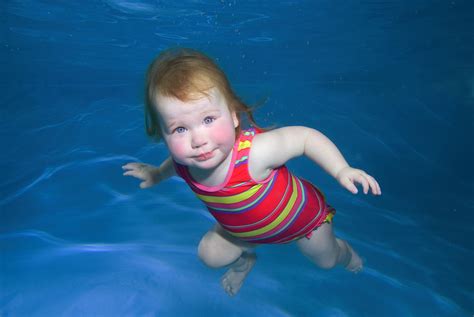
[1,1,473,316]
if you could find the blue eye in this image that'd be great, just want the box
[174,127,187,134]
[203,116,215,124]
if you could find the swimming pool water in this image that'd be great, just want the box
[1,1,473,316]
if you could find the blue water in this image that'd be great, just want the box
[1,1,473,316]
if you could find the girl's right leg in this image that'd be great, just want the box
[198,223,257,296]
[296,222,363,272]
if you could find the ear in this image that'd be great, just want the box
[232,111,239,128]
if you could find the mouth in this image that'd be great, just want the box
[195,150,215,162]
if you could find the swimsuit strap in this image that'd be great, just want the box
[235,128,257,167]
[227,128,258,187]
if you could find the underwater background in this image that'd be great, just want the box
[1,1,473,316]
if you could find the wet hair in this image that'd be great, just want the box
[144,47,262,141]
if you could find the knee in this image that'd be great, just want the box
[297,239,340,270]
[308,240,348,270]
[197,232,241,268]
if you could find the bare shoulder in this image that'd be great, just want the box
[248,126,308,181]
[252,126,308,155]
[248,131,275,181]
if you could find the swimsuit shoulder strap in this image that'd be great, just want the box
[227,127,259,187]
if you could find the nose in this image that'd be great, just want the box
[191,131,208,149]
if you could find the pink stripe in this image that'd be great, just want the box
[218,177,291,229]
[233,175,305,241]
[267,188,330,243]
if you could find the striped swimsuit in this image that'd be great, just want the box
[174,128,335,244]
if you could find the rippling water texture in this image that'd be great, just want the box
[1,1,473,316]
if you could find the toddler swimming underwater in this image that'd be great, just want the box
[123,48,382,296]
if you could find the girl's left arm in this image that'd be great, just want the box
[251,126,381,195]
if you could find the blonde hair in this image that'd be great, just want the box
[144,48,262,141]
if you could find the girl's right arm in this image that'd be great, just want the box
[122,156,176,189]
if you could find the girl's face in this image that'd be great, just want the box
[156,88,239,171]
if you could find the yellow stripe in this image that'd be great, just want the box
[196,183,262,204]
[324,210,335,222]
[230,176,299,238]
[238,140,251,151]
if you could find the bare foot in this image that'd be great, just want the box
[344,244,363,273]
[221,252,257,296]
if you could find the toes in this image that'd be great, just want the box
[221,276,234,296]
[221,275,241,296]
[223,282,236,296]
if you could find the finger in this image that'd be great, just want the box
[375,179,382,195]
[140,180,152,189]
[122,164,136,171]
[366,175,381,195]
[122,162,144,171]
[122,162,139,168]
[123,170,136,177]
[365,175,379,195]
[360,172,381,195]
[123,170,146,180]
[342,178,358,194]
[354,174,369,194]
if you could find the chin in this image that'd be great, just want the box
[193,158,220,170]
[196,152,229,170]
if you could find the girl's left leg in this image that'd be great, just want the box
[198,223,257,296]
[296,222,363,272]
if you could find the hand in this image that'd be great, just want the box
[122,162,160,189]
[336,166,381,195]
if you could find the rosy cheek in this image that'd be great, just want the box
[212,121,235,145]
[166,137,188,161]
